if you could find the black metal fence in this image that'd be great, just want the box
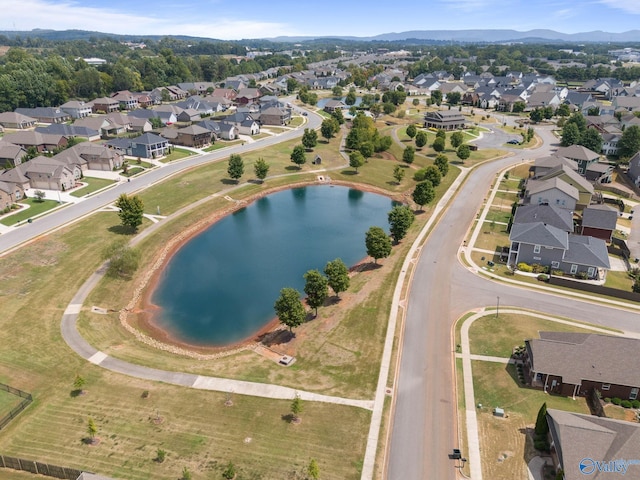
[0,383,32,431]
[0,455,83,479]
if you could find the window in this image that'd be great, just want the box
[570,264,578,274]
[602,384,610,391]
[631,388,639,400]
[551,261,560,268]
[533,245,541,254]
[588,267,596,278]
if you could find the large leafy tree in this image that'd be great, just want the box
[324,258,350,298]
[561,122,581,146]
[402,146,415,164]
[618,125,640,159]
[447,91,461,105]
[456,144,471,162]
[301,128,318,150]
[388,205,415,244]
[579,128,603,153]
[450,131,464,149]
[422,165,442,186]
[365,226,392,264]
[431,90,443,106]
[290,145,307,168]
[415,130,428,148]
[433,137,445,152]
[412,180,436,210]
[349,151,365,173]
[115,193,144,231]
[274,288,306,332]
[303,270,328,316]
[227,154,244,182]
[406,124,417,139]
[321,117,339,141]
[434,154,449,176]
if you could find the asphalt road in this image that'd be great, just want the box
[387,125,640,479]
[0,104,320,256]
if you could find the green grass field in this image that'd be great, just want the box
[70,177,116,198]
[0,199,62,226]
[160,148,197,163]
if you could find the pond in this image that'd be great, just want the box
[151,185,395,346]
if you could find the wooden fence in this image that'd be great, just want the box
[0,455,83,479]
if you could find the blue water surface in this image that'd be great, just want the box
[151,185,394,346]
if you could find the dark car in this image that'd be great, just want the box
[507,139,519,145]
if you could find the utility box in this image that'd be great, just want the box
[493,407,505,417]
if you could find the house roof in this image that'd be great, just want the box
[2,131,66,147]
[0,112,37,125]
[534,155,578,173]
[581,204,618,230]
[0,142,27,161]
[556,144,600,162]
[35,124,99,138]
[564,234,611,268]
[526,177,580,201]
[178,125,210,135]
[546,408,640,480]
[131,133,168,145]
[528,332,640,387]
[15,107,70,120]
[513,204,574,232]
[540,164,594,194]
[509,221,569,249]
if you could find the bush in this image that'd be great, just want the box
[413,168,427,182]
[632,400,640,409]
[604,397,611,403]
[517,262,533,273]
[222,462,236,479]
[612,397,622,405]
[551,269,565,276]
[533,438,549,452]
[531,264,549,273]
[621,400,633,408]
[575,271,588,280]
[537,274,549,282]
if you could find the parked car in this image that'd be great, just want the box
[507,139,519,145]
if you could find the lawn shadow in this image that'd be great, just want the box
[281,413,295,423]
[107,225,137,236]
[351,262,383,273]
[258,329,295,347]
[220,178,238,185]
[285,165,301,171]
[340,170,358,176]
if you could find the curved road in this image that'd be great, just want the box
[0,105,321,256]
[387,125,640,479]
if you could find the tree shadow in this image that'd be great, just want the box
[70,389,84,398]
[281,413,295,423]
[257,329,295,347]
[352,262,383,273]
[107,225,137,236]
[220,178,238,185]
[285,165,300,171]
[340,170,358,176]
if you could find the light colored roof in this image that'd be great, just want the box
[556,144,600,162]
[526,177,580,200]
[509,221,569,249]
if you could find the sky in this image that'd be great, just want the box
[1,0,640,40]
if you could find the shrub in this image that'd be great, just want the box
[413,168,427,181]
[621,400,633,408]
[604,397,611,403]
[531,264,549,273]
[517,262,533,273]
[533,438,549,452]
[155,448,166,463]
[632,400,640,409]
[551,269,565,276]
[575,271,588,280]
[612,397,622,405]
[222,462,236,479]
[537,274,549,282]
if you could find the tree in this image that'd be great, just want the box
[254,158,269,182]
[102,240,141,279]
[412,180,435,210]
[349,151,365,173]
[512,101,526,113]
[431,90,443,106]
[321,117,339,141]
[33,190,46,202]
[115,193,144,231]
[388,205,415,244]
[432,137,445,152]
[73,374,86,394]
[365,226,392,264]
[324,258,350,298]
[447,91,461,105]
[345,91,357,106]
[456,144,471,162]
[561,122,581,146]
[415,131,428,148]
[436,129,446,140]
[383,102,396,115]
[406,124,417,139]
[227,153,244,183]
[422,165,442,186]
[302,128,318,150]
[369,103,382,118]
[87,417,97,442]
[359,141,374,159]
[155,449,166,463]
[556,104,571,117]
[303,270,328,316]
[579,128,603,153]
[402,146,415,164]
[308,459,320,480]
[450,131,464,149]
[331,85,343,97]
[290,145,307,169]
[412,98,420,108]
[393,165,405,185]
[529,108,543,124]
[290,394,303,422]
[274,288,306,332]
[535,402,549,436]
[618,125,640,159]
[332,108,345,125]
[434,154,449,176]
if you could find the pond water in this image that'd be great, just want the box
[151,185,394,346]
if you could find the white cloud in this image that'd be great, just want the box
[598,0,640,15]
[436,0,494,12]
[0,0,295,39]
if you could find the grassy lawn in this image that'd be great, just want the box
[472,225,510,251]
[467,313,600,357]
[160,148,197,163]
[122,167,144,177]
[604,270,633,290]
[484,207,512,223]
[71,177,116,198]
[290,116,305,127]
[0,199,62,226]
[472,361,589,480]
[0,388,23,420]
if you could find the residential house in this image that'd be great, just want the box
[626,152,640,187]
[508,222,610,278]
[423,110,466,130]
[580,204,618,242]
[584,161,614,183]
[0,112,37,129]
[89,97,120,114]
[176,96,217,116]
[176,109,202,123]
[35,124,100,142]
[323,99,346,113]
[0,180,22,209]
[128,117,152,133]
[256,106,291,126]
[211,88,237,101]
[106,133,169,159]
[15,107,70,124]
[612,96,640,112]
[164,85,188,100]
[555,144,601,175]
[175,125,212,148]
[74,117,125,137]
[110,91,139,110]
[601,132,621,156]
[527,92,561,110]
[0,167,31,193]
[512,204,574,233]
[56,143,123,172]
[177,82,216,95]
[127,109,177,126]
[197,120,237,141]
[60,100,92,119]
[524,177,579,211]
[19,156,79,191]
[235,88,261,105]
[531,155,578,179]
[531,164,595,210]
[105,112,132,131]
[0,142,27,168]
[220,112,260,136]
[1,131,68,153]
[525,332,640,399]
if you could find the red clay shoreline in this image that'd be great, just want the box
[124,179,405,359]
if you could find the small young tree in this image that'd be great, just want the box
[222,462,236,479]
[87,417,97,443]
[308,459,320,480]
[34,190,46,202]
[114,193,144,231]
[102,240,141,279]
[349,151,365,173]
[412,181,435,211]
[393,165,405,185]
[422,165,442,186]
[402,146,415,164]
[290,394,303,422]
[73,374,86,394]
[155,448,166,463]
[227,154,244,183]
[303,269,328,316]
[301,128,318,150]
[181,467,192,480]
[456,144,471,162]
[434,154,449,176]
[274,288,306,332]
[320,117,339,141]
[450,131,464,149]
[253,158,270,182]
[415,130,428,148]
[324,258,350,298]
[290,145,307,169]
[365,226,392,264]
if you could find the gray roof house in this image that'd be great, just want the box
[15,107,71,124]
[556,145,601,175]
[106,133,169,159]
[532,155,578,178]
[0,112,37,129]
[525,177,580,211]
[626,151,640,187]
[512,204,574,233]
[0,141,27,168]
[546,408,640,480]
[508,221,610,278]
[60,100,92,119]
[580,204,618,242]
[35,124,100,142]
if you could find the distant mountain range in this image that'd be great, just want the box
[2,28,640,44]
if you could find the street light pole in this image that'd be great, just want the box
[496,296,500,318]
